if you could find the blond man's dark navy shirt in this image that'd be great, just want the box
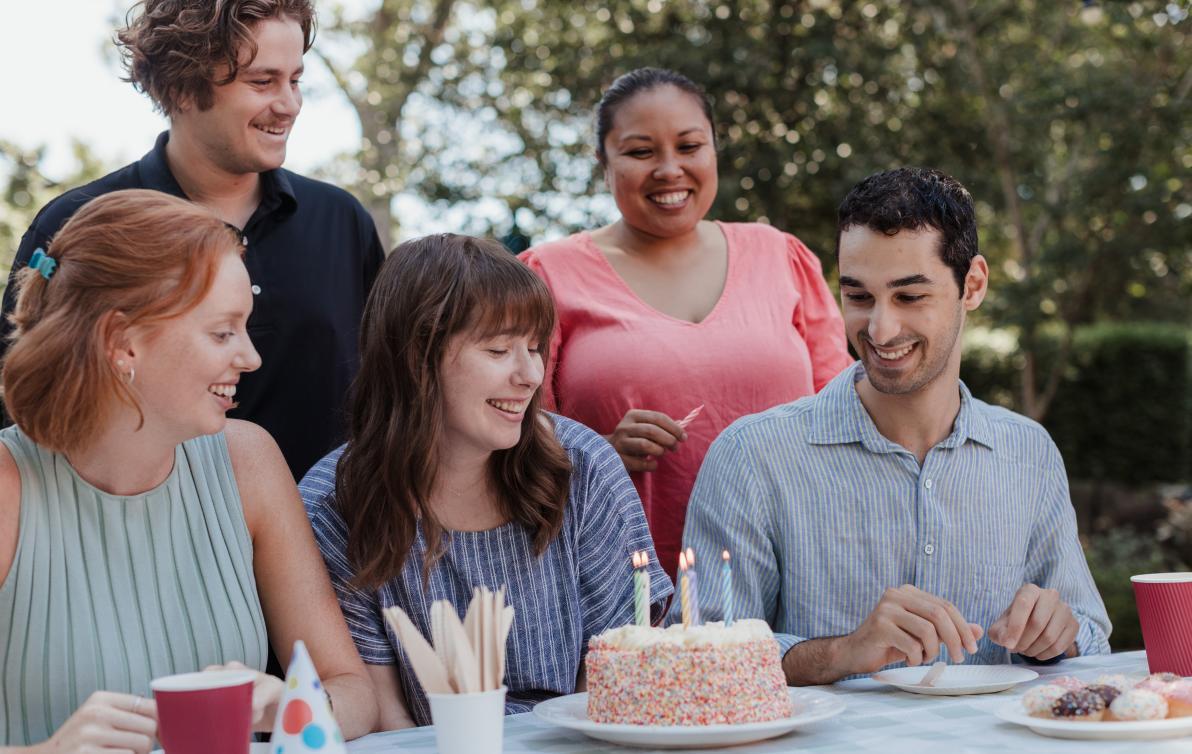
[3,131,385,480]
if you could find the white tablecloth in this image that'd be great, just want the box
[347,651,1190,753]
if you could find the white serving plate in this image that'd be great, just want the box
[532,688,843,749]
[872,664,1039,695]
[153,744,269,754]
[996,700,1192,740]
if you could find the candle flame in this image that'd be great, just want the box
[722,550,730,562]
[685,547,695,566]
[678,551,688,570]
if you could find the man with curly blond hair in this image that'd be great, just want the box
[3,0,385,482]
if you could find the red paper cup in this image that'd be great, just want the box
[151,669,255,754]
[1132,572,1192,676]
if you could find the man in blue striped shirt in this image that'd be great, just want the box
[679,167,1110,684]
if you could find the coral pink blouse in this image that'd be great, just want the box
[521,222,852,578]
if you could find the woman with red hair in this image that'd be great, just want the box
[0,190,375,751]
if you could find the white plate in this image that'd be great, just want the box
[872,664,1039,695]
[532,688,844,749]
[153,744,270,754]
[996,701,1192,740]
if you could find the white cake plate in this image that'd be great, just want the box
[533,688,844,749]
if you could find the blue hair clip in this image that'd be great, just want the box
[28,248,57,280]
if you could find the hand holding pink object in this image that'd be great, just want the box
[604,408,687,473]
[677,404,704,429]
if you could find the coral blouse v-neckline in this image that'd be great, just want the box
[578,221,736,327]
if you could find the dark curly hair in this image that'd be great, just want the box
[836,167,979,295]
[116,0,316,115]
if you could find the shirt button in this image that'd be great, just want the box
[251,285,262,295]
[924,543,935,555]
[925,479,934,489]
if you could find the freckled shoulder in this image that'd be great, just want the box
[222,419,295,533]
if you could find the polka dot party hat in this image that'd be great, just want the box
[270,640,347,754]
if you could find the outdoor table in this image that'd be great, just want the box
[346,650,1192,753]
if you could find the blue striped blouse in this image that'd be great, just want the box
[302,414,672,725]
[671,362,1111,668]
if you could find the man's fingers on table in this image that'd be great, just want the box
[1021,605,1077,659]
[891,612,940,664]
[900,593,971,660]
[990,585,1040,648]
[887,628,927,667]
[1012,588,1058,653]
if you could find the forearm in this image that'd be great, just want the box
[781,636,851,686]
[325,672,381,739]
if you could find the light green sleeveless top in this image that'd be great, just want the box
[0,426,267,746]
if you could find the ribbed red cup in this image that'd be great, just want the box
[151,670,254,754]
[1132,573,1192,676]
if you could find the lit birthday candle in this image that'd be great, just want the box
[685,547,702,626]
[641,551,651,626]
[632,551,645,627]
[722,550,734,626]
[679,550,691,629]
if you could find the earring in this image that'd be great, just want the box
[124,367,135,385]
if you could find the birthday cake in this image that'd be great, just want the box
[585,619,792,726]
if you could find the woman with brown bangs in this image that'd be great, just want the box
[0,190,375,751]
[301,233,672,729]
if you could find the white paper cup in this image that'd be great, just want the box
[427,687,506,754]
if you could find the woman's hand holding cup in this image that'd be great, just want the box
[33,691,157,754]
[203,661,284,732]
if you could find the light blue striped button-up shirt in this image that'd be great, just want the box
[673,362,1111,667]
[303,414,673,726]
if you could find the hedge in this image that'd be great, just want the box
[962,322,1190,485]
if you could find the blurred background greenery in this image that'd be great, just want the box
[2,0,1189,648]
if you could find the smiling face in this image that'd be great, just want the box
[838,226,988,397]
[601,85,718,239]
[172,16,305,175]
[124,251,261,440]
[438,328,545,462]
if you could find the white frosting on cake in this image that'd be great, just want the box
[594,619,774,649]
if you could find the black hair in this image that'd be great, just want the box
[836,167,978,295]
[594,67,717,163]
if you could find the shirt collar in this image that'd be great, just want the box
[808,362,996,452]
[139,130,298,219]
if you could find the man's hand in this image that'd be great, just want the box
[840,585,983,673]
[783,585,982,684]
[987,584,1078,661]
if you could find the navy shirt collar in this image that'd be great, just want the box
[139,131,297,230]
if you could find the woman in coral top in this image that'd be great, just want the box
[520,68,852,579]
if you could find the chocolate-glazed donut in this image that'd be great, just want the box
[1051,689,1107,721]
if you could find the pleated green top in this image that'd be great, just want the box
[0,426,267,746]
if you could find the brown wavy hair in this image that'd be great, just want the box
[337,234,572,589]
[2,190,243,452]
[117,0,316,115]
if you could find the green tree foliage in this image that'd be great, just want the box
[0,140,109,287]
[322,0,1189,421]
